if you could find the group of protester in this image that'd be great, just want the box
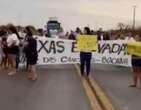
[0,24,141,89]
[66,27,110,40]
[65,27,141,41]
[0,26,92,80]
[0,25,38,81]
[67,27,141,89]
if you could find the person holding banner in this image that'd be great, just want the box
[24,26,38,81]
[129,35,141,89]
[80,27,92,77]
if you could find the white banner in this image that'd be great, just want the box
[35,38,131,67]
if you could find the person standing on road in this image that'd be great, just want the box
[130,35,141,89]
[7,26,20,75]
[80,27,92,77]
[0,29,7,68]
[24,26,38,81]
[0,32,4,64]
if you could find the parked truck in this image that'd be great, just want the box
[46,17,63,38]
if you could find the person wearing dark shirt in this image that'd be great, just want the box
[97,29,102,40]
[68,31,76,40]
[0,30,8,68]
[80,27,92,77]
[103,32,110,40]
[24,26,38,81]
[76,27,82,35]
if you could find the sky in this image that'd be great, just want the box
[0,0,141,31]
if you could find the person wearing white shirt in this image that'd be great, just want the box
[7,26,20,76]
[7,34,19,47]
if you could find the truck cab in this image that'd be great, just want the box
[46,17,62,38]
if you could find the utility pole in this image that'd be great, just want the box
[133,5,136,30]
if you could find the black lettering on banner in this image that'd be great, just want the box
[38,40,49,53]
[102,56,128,65]
[61,56,79,63]
[49,41,56,54]
[50,57,57,63]
[61,56,67,63]
[111,44,120,54]
[56,41,65,53]
[122,44,127,55]
[43,57,48,63]
[98,43,111,54]
[70,57,79,62]
[98,43,127,55]
[71,42,77,53]
[116,58,123,64]
[38,40,65,54]
[43,57,56,63]
[103,44,111,53]
[111,44,127,55]
[102,57,107,63]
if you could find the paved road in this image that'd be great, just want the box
[91,64,141,110]
[0,65,91,110]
